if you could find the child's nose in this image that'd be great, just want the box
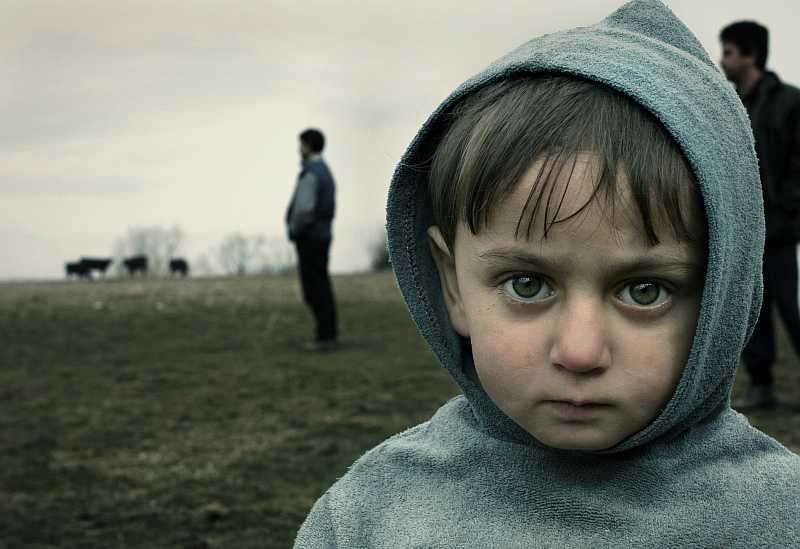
[549,299,611,373]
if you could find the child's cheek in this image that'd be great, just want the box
[470,330,535,407]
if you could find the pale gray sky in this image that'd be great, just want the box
[1,0,799,280]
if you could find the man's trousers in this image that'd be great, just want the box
[295,238,337,341]
[741,242,800,384]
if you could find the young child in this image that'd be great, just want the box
[295,1,800,546]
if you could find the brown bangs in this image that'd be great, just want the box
[428,74,705,252]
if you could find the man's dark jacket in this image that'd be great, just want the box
[286,157,336,242]
[746,71,800,245]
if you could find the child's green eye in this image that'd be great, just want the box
[504,275,552,301]
[619,282,669,307]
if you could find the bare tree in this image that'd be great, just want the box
[216,233,266,276]
[113,225,184,277]
[191,253,215,277]
[260,237,297,276]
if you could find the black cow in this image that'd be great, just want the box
[66,261,90,279]
[123,255,148,276]
[79,257,112,277]
[65,257,112,279]
[169,258,189,277]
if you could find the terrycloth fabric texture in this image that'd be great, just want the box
[295,0,800,546]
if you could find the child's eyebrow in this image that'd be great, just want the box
[476,249,550,268]
[476,248,705,276]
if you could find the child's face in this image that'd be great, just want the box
[429,155,706,451]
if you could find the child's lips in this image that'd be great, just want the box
[549,399,605,419]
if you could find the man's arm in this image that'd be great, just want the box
[288,172,319,240]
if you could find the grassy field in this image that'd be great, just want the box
[1,271,798,548]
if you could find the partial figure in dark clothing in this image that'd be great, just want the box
[720,21,800,411]
[286,128,338,352]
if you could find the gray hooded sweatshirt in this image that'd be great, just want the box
[295,1,800,546]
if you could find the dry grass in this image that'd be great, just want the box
[0,271,798,548]
[0,272,459,548]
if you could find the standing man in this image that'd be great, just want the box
[720,21,800,410]
[286,128,338,352]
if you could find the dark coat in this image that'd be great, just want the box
[746,71,800,245]
[286,156,336,242]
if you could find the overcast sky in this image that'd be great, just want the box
[2,0,799,281]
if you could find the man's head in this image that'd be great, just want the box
[719,21,769,72]
[426,74,708,450]
[299,128,325,159]
[719,21,768,91]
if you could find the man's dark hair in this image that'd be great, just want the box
[720,21,769,70]
[299,128,325,153]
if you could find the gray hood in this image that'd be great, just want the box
[294,3,797,546]
[386,0,763,453]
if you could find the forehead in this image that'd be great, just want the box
[460,158,706,273]
[507,154,699,241]
[500,157,642,241]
